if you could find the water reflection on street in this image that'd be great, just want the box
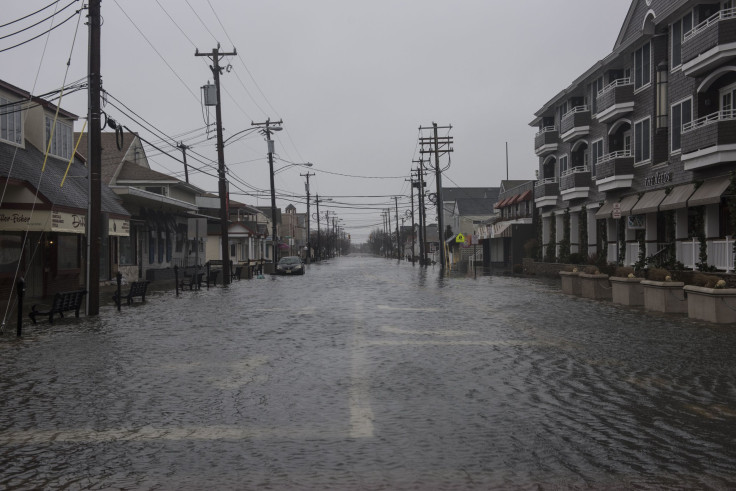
[1,255,735,489]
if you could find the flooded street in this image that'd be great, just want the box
[1,255,735,489]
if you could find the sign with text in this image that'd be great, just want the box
[0,209,86,234]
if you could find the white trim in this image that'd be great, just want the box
[633,116,651,165]
[560,126,590,142]
[682,143,736,170]
[697,67,736,92]
[682,41,736,77]
[570,139,589,152]
[670,96,693,153]
[542,154,557,167]
[534,143,558,156]
[596,102,635,123]
[596,174,635,192]
[560,187,591,201]
[608,118,632,135]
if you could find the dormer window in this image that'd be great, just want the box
[0,97,23,145]
[45,115,73,160]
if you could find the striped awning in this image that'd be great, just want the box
[688,177,731,207]
[660,184,696,211]
[631,189,667,215]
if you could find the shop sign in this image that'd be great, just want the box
[0,209,85,234]
[643,171,672,187]
[108,218,130,236]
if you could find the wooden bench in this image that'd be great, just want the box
[112,280,150,306]
[180,271,204,290]
[29,289,87,324]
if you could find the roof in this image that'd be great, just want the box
[454,197,497,216]
[442,187,500,201]
[0,140,129,217]
[0,79,78,120]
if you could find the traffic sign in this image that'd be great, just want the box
[455,233,466,243]
[612,202,621,219]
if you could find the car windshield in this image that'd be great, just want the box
[279,256,301,265]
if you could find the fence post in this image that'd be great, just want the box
[729,236,734,273]
[174,265,179,296]
[116,271,122,311]
[16,277,24,338]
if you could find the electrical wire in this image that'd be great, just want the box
[0,0,79,41]
[0,0,61,29]
[0,8,80,53]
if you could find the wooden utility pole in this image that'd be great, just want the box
[178,142,190,183]
[87,0,102,316]
[301,172,315,263]
[406,175,416,264]
[394,196,400,261]
[419,123,453,269]
[196,44,236,285]
[251,119,284,265]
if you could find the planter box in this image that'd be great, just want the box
[610,276,644,306]
[579,273,612,300]
[559,271,582,296]
[684,286,736,324]
[641,280,687,314]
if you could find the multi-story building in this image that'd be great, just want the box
[531,0,735,270]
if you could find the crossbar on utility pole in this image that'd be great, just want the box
[196,44,236,285]
[419,123,453,269]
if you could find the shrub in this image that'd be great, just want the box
[583,265,600,274]
[613,266,635,278]
[523,238,539,259]
[647,268,671,281]
[568,252,585,265]
[513,264,523,274]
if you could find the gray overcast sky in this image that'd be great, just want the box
[2,0,631,241]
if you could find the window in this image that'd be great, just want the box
[44,116,73,160]
[591,140,604,178]
[559,155,569,176]
[57,235,80,269]
[0,234,22,273]
[671,98,692,152]
[0,97,23,145]
[119,229,136,266]
[634,118,651,164]
[592,77,604,114]
[672,12,693,68]
[721,83,736,115]
[634,42,651,90]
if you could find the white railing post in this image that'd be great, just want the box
[692,238,697,271]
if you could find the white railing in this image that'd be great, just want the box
[682,109,736,132]
[597,78,632,97]
[625,243,642,266]
[563,105,590,118]
[561,165,589,177]
[535,177,558,187]
[535,125,557,137]
[597,150,632,164]
[677,237,735,272]
[684,7,736,42]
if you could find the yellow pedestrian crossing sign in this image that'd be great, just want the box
[455,233,466,243]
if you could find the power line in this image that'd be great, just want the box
[0,0,61,29]
[0,0,79,41]
[0,8,80,54]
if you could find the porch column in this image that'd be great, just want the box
[555,213,564,259]
[586,208,597,259]
[607,218,618,264]
[542,215,551,250]
[645,213,658,257]
[570,211,580,254]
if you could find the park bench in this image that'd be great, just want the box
[112,280,150,306]
[180,271,204,290]
[29,289,87,324]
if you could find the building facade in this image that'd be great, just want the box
[531,0,736,271]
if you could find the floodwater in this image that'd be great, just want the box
[1,255,735,490]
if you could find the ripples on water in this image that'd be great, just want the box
[1,256,735,489]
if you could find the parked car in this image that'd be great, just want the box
[276,256,305,275]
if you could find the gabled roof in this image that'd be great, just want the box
[0,140,128,216]
[442,187,499,201]
[0,79,78,120]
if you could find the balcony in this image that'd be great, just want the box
[681,8,736,77]
[681,109,736,171]
[559,166,592,201]
[534,126,559,156]
[560,106,591,142]
[534,178,559,208]
[595,151,634,192]
[595,79,634,123]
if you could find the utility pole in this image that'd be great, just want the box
[301,172,315,263]
[87,0,102,316]
[196,44,237,285]
[406,175,416,264]
[412,159,428,265]
[251,118,284,265]
[394,196,400,261]
[178,142,190,183]
[419,123,453,269]
[387,208,392,258]
[315,194,321,261]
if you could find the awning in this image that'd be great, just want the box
[631,189,667,215]
[688,177,731,207]
[507,194,521,205]
[491,221,513,238]
[516,190,532,202]
[660,183,696,211]
[497,197,511,208]
[619,194,641,217]
[595,201,614,219]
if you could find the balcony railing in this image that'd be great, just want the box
[560,166,592,195]
[684,7,736,42]
[534,126,559,156]
[596,79,634,122]
[535,177,558,186]
[595,151,634,191]
[560,106,591,141]
[682,8,736,75]
[683,108,736,132]
[561,165,589,177]
[534,177,559,207]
